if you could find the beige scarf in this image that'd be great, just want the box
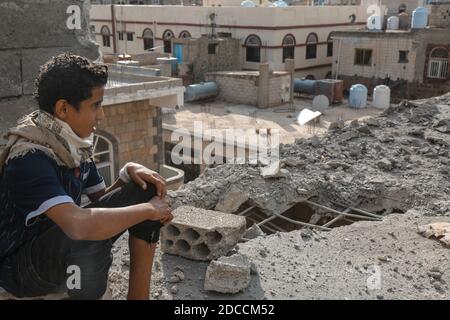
[0,111,93,174]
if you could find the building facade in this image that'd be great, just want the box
[331,3,450,100]
[90,4,372,79]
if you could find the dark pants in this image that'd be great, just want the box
[0,182,162,299]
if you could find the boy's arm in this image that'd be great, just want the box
[87,177,125,203]
[45,197,172,241]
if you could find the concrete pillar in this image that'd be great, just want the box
[258,63,270,108]
[284,59,295,103]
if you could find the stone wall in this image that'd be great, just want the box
[0,0,100,141]
[99,100,162,172]
[429,3,450,28]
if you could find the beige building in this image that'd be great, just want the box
[331,3,450,100]
[90,4,373,79]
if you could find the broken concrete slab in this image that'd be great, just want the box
[161,206,246,261]
[418,222,450,246]
[244,224,266,240]
[215,185,249,213]
[204,254,251,294]
[260,160,282,178]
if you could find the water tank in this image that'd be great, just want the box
[387,16,400,30]
[349,84,368,109]
[241,0,256,7]
[185,82,219,102]
[367,15,383,30]
[294,79,316,95]
[373,85,391,109]
[411,7,428,29]
[269,0,288,7]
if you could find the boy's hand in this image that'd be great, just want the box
[148,197,173,224]
[127,163,167,198]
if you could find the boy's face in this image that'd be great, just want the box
[58,86,105,139]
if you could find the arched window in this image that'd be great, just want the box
[101,26,111,48]
[92,134,115,187]
[327,33,333,57]
[325,71,332,79]
[306,33,318,60]
[163,29,174,53]
[305,74,316,80]
[245,35,261,63]
[179,30,191,39]
[143,28,154,51]
[428,47,449,79]
[282,34,295,63]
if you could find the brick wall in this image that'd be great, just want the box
[207,73,259,105]
[429,4,450,28]
[100,100,161,172]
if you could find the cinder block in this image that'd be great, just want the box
[161,206,246,261]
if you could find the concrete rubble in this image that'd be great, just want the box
[107,94,449,300]
[204,254,252,294]
[160,206,246,261]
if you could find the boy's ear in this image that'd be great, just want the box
[54,99,70,120]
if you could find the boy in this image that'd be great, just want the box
[0,53,173,300]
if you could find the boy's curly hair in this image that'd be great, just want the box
[34,53,108,114]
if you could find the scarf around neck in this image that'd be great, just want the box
[0,110,94,173]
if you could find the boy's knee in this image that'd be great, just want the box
[121,182,157,204]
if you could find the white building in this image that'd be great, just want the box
[90,3,373,79]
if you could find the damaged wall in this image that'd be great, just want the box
[0,0,101,144]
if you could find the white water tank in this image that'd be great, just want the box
[349,84,368,109]
[411,7,429,29]
[373,85,391,109]
[387,16,400,30]
[241,0,256,7]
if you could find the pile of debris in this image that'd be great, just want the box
[108,94,449,300]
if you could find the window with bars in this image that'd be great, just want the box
[245,35,261,63]
[118,31,124,41]
[427,48,449,79]
[127,32,133,41]
[92,135,115,187]
[305,33,318,60]
[101,26,111,47]
[354,49,372,66]
[282,34,295,63]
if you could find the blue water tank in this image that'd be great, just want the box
[411,7,428,29]
[294,79,316,95]
[185,82,219,102]
[349,84,368,109]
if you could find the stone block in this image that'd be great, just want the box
[204,254,251,294]
[0,50,22,98]
[161,206,246,261]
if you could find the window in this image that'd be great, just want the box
[399,50,409,63]
[92,134,115,187]
[305,33,318,60]
[282,34,295,63]
[118,31,124,41]
[90,25,95,33]
[179,31,191,39]
[208,43,218,55]
[427,47,449,79]
[354,49,372,66]
[143,29,154,50]
[101,26,111,47]
[163,30,174,53]
[127,32,134,41]
[245,35,261,63]
[305,74,315,80]
[327,33,333,57]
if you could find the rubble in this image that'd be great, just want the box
[418,222,450,246]
[204,254,252,294]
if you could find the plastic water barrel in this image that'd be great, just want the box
[373,85,391,109]
[294,79,316,95]
[241,0,256,7]
[411,7,428,29]
[185,82,219,102]
[349,84,368,109]
[387,16,400,30]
